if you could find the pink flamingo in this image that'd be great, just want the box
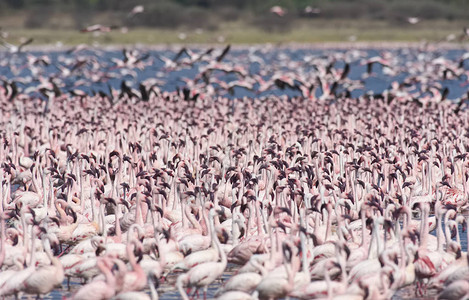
[118,238,147,293]
[21,233,64,298]
[176,209,227,300]
[438,279,469,300]
[72,257,116,300]
[414,202,444,296]
[255,240,296,300]
[0,221,37,298]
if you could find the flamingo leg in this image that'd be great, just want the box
[416,280,424,296]
[189,287,197,299]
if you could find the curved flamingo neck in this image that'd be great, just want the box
[79,160,85,212]
[127,241,138,268]
[28,224,37,267]
[435,205,444,252]
[135,190,144,227]
[30,166,42,197]
[299,230,309,276]
[177,275,190,300]
[419,205,429,248]
[99,259,116,288]
[127,239,144,278]
[43,236,61,269]
[427,160,432,196]
[114,203,122,243]
[334,200,345,242]
[209,210,226,267]
[325,205,332,242]
[255,201,264,237]
[99,200,106,237]
[443,210,455,246]
[367,218,379,259]
[0,217,5,267]
[185,205,202,233]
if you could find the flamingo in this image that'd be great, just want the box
[2,37,469,300]
[255,240,296,300]
[176,209,227,300]
[290,259,347,299]
[215,272,262,296]
[72,257,116,300]
[61,236,105,289]
[414,202,444,296]
[270,6,286,17]
[80,24,116,33]
[169,205,220,273]
[21,233,64,298]
[438,279,469,300]
[0,36,33,53]
[0,213,38,298]
[127,5,144,18]
[112,269,159,300]
[215,290,257,300]
[115,238,147,293]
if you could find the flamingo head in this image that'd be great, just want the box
[132,240,144,263]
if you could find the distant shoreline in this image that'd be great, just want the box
[5,41,467,52]
[1,20,467,49]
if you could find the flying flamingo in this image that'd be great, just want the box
[270,6,286,17]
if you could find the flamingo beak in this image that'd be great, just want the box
[12,234,19,246]
[95,245,106,256]
[111,263,120,273]
[134,247,144,263]
[52,241,61,256]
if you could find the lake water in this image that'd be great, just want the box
[1,46,469,101]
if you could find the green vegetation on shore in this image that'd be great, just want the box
[1,0,469,45]
[3,19,468,46]
[1,0,469,30]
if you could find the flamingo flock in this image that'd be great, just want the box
[0,43,468,300]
